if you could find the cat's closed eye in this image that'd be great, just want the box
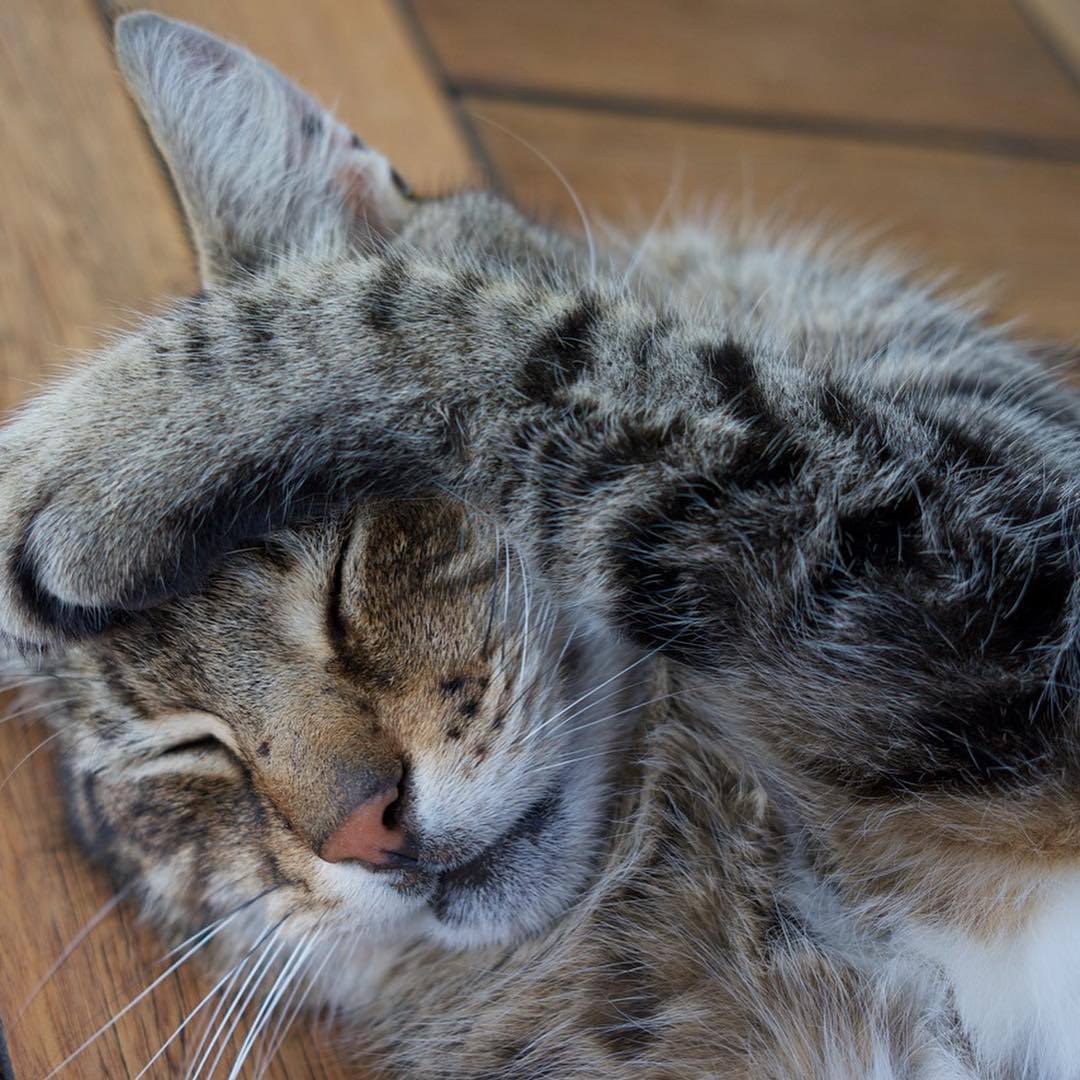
[154,733,226,759]
[139,712,239,766]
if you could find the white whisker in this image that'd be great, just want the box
[183,952,250,1078]
[132,948,253,1080]
[0,695,81,727]
[0,729,66,794]
[532,742,630,774]
[523,677,655,748]
[228,926,321,1079]
[197,928,290,1079]
[551,685,708,745]
[517,641,668,745]
[42,904,247,1078]
[159,887,278,965]
[254,936,337,1079]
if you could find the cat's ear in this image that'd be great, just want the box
[114,12,415,286]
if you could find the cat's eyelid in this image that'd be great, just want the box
[149,710,238,755]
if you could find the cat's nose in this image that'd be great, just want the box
[319,785,409,866]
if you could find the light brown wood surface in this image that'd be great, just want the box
[1021,0,1080,83]
[1,2,1078,1078]
[0,0,193,411]
[415,0,1080,145]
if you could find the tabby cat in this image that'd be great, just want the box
[5,12,1080,1078]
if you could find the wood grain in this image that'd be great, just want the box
[470,97,1080,340]
[0,0,192,415]
[415,0,1080,146]
[0,1,470,1076]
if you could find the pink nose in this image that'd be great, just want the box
[319,786,406,865]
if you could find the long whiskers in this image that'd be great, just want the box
[195,925,292,1079]
[516,642,668,747]
[0,694,82,728]
[254,934,339,1079]
[183,954,250,1078]
[131,929,280,1080]
[227,925,322,1079]
[14,883,136,1023]
[543,684,714,751]
[41,902,255,1078]
[157,886,282,966]
[523,677,656,751]
[531,740,636,776]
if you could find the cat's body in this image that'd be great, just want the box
[7,13,1080,1078]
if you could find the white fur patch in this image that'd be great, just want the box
[909,874,1080,1078]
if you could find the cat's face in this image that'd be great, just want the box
[45,501,638,954]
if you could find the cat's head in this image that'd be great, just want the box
[28,14,639,959]
[48,501,638,956]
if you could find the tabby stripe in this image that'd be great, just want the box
[517,297,600,405]
[698,340,769,424]
[365,257,408,336]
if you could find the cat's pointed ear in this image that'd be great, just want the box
[114,12,415,285]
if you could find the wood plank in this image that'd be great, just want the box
[470,98,1080,340]
[0,1,474,1075]
[140,0,478,192]
[415,0,1080,147]
[0,0,193,415]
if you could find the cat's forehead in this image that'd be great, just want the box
[89,499,501,706]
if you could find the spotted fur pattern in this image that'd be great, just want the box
[6,12,1080,1078]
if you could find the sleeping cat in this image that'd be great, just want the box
[5,11,1080,1078]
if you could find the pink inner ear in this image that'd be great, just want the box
[338,162,401,240]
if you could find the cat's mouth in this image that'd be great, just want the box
[427,791,559,918]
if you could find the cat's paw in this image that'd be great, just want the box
[0,440,112,647]
[0,364,217,647]
[0,437,130,646]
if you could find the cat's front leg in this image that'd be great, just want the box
[0,264,490,645]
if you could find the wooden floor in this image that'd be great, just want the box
[1,2,1078,1076]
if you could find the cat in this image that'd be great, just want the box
[4,10,1080,1078]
